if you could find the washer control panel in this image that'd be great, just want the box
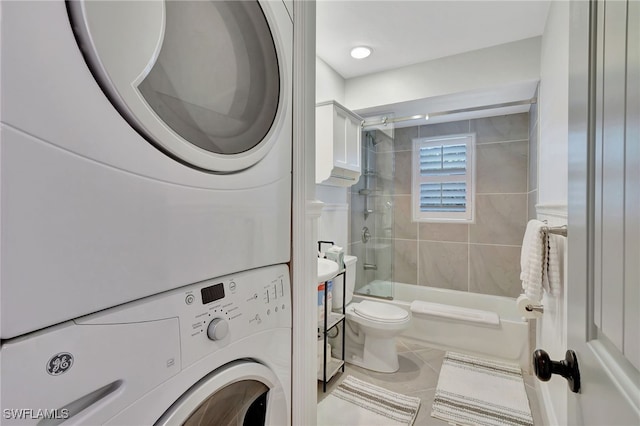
[178,264,290,367]
[77,264,291,369]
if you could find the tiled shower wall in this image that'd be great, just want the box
[528,87,539,220]
[350,112,531,298]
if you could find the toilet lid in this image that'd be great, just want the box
[353,301,409,323]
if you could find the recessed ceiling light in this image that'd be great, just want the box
[350,46,371,59]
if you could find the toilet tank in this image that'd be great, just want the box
[331,255,357,310]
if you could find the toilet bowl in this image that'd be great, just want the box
[332,256,411,373]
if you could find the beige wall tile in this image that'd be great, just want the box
[349,113,531,298]
[392,126,418,152]
[419,120,470,138]
[377,175,394,195]
[372,130,394,153]
[528,122,538,192]
[471,113,529,144]
[476,140,528,194]
[393,240,418,285]
[418,222,469,242]
[469,244,522,297]
[394,150,412,195]
[392,195,418,240]
[376,151,394,180]
[470,194,527,245]
[374,195,394,239]
[418,241,468,291]
[528,190,538,221]
[370,238,393,282]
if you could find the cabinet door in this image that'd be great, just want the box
[332,109,349,169]
[345,115,361,172]
[315,101,362,186]
[333,108,361,173]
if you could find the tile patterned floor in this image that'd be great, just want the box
[318,337,545,425]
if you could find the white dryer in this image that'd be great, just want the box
[0,1,292,338]
[0,264,291,425]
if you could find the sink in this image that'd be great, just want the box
[317,258,339,283]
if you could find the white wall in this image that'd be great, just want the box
[315,57,350,247]
[535,2,570,425]
[316,57,346,104]
[344,37,541,111]
[538,2,569,206]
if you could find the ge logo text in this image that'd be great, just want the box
[46,352,74,376]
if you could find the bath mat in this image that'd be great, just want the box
[318,375,421,426]
[432,352,533,426]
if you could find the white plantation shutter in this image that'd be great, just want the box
[412,134,475,222]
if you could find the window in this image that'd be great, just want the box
[412,133,475,223]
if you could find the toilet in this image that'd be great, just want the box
[332,255,411,373]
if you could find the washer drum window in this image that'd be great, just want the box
[156,361,285,426]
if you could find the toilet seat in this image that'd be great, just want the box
[352,301,409,323]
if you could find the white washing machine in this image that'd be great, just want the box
[0,1,292,338]
[0,264,291,425]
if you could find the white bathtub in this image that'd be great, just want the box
[354,281,532,372]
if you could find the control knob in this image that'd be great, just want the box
[207,318,229,341]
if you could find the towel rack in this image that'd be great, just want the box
[526,304,544,314]
[543,224,567,237]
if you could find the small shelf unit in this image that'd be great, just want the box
[318,268,346,392]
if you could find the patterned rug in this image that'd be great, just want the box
[432,352,534,426]
[318,375,421,426]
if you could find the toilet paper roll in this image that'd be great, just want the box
[516,294,543,319]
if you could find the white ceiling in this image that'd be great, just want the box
[316,0,551,80]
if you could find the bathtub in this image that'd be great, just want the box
[354,281,532,372]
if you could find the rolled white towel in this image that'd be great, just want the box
[546,233,563,296]
[520,220,546,303]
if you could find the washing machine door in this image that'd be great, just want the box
[156,361,288,426]
[68,0,286,173]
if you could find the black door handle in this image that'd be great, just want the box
[533,349,581,393]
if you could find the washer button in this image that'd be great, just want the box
[229,281,237,291]
[185,294,195,305]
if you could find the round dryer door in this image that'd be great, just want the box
[156,361,287,426]
[68,0,285,173]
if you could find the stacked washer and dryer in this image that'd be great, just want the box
[0,1,293,424]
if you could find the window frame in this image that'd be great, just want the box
[411,133,476,223]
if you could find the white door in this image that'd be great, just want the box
[567,0,639,424]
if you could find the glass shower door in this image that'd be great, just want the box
[352,127,395,299]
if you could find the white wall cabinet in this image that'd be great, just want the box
[316,101,362,186]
